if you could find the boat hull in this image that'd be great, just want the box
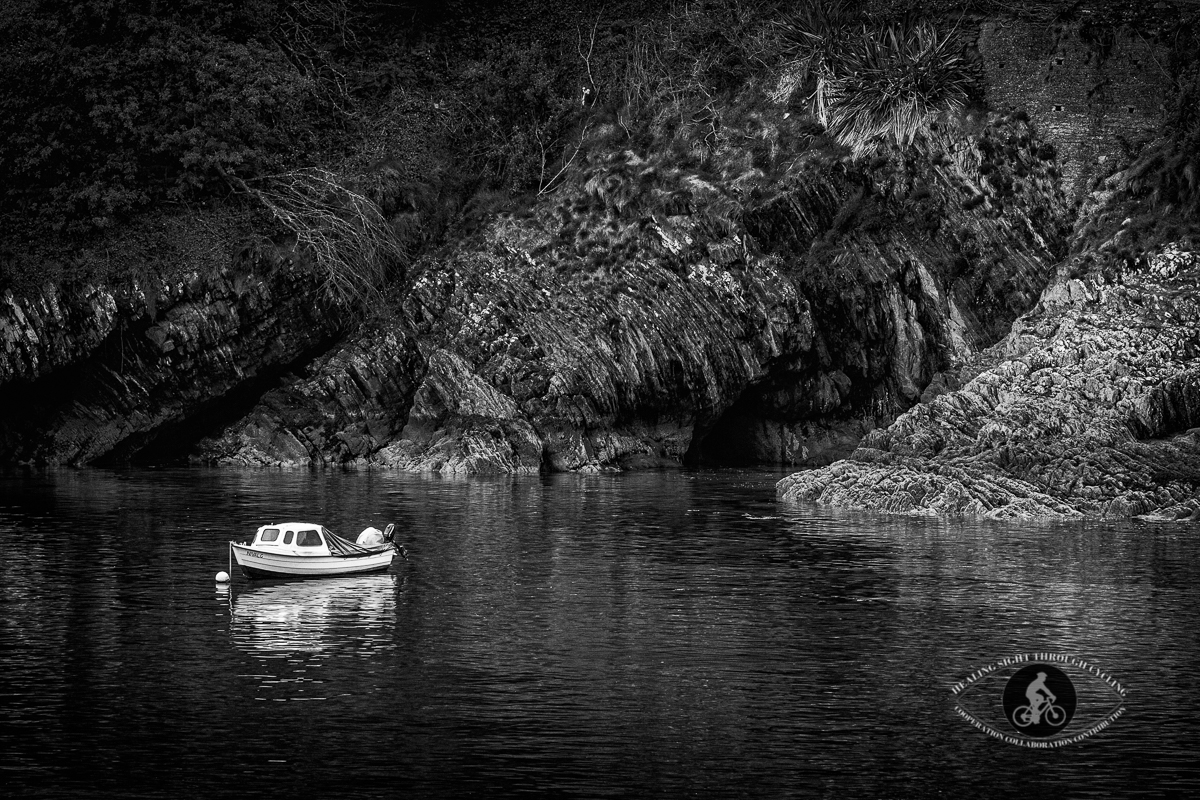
[231,543,395,579]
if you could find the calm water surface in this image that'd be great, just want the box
[1,468,1198,798]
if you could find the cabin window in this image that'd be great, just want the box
[259,529,280,543]
[297,529,323,547]
[283,531,294,545]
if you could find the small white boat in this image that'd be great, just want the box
[229,522,404,579]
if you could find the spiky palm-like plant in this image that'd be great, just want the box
[825,20,972,156]
[774,0,857,126]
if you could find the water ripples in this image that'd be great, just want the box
[1,468,1199,797]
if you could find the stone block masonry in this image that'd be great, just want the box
[978,15,1167,194]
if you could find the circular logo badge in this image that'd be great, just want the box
[1003,663,1076,737]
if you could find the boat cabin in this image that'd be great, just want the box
[251,523,333,557]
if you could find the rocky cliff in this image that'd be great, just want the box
[4,3,1193,523]
[0,104,1072,473]
[778,137,1200,521]
[0,246,346,466]
[196,109,1069,473]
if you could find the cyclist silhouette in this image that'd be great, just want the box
[1006,665,1073,731]
[1024,671,1057,724]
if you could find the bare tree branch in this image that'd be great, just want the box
[249,168,405,308]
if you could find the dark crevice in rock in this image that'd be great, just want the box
[1128,373,1200,442]
[94,337,346,467]
[686,390,777,467]
[0,254,347,465]
[687,363,874,468]
[0,315,153,464]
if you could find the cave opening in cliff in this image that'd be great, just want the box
[686,371,874,470]
[685,392,784,468]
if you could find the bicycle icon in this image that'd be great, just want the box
[1011,700,1068,728]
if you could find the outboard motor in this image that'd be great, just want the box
[382,523,407,558]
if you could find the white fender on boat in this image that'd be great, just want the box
[357,527,385,546]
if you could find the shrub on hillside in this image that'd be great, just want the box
[448,39,577,194]
[777,5,975,156]
[250,168,406,308]
[826,21,972,155]
[772,0,859,124]
[0,3,319,235]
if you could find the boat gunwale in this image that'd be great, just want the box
[237,561,393,579]
[230,541,396,579]
[230,542,394,560]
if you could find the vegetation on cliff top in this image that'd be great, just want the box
[0,0,607,296]
[2,0,1197,302]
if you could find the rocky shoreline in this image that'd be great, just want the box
[778,240,1200,519]
[4,7,1198,522]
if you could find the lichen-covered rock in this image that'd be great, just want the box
[779,243,1200,518]
[1,283,120,384]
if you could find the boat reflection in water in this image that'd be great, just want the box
[230,574,401,658]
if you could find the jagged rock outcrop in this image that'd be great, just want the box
[0,251,345,465]
[778,242,1200,518]
[2,7,1188,483]
[198,112,1069,473]
[701,115,1070,464]
[198,224,815,470]
[197,323,425,466]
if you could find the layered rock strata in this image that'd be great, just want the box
[0,252,344,465]
[778,243,1200,518]
[199,228,814,471]
[200,114,1069,472]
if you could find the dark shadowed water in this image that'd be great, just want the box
[1,468,1198,798]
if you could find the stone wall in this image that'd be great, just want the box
[978,15,1167,193]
